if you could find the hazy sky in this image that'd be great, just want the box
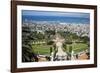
[22,10,90,18]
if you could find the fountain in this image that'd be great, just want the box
[52,34,67,61]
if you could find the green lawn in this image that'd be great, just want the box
[32,43,89,55]
[32,44,52,55]
[66,43,88,54]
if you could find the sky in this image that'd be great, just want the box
[22,10,90,19]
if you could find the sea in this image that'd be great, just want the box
[22,15,90,24]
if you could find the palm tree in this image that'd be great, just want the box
[22,25,38,62]
[22,44,33,62]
